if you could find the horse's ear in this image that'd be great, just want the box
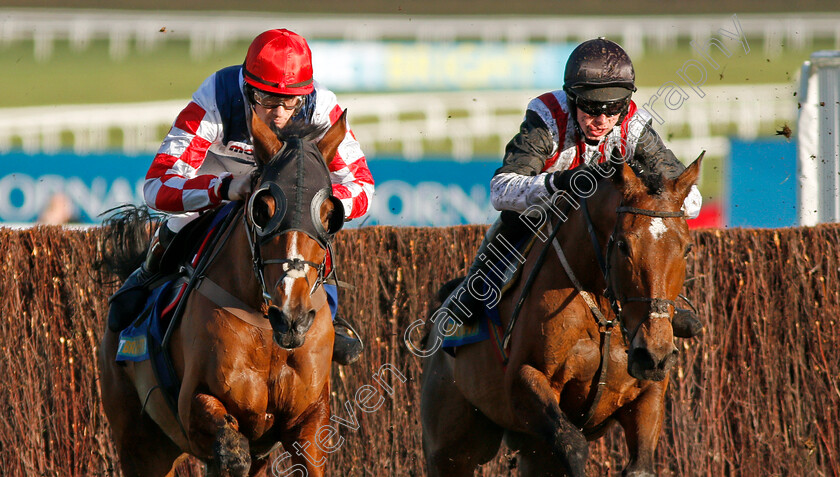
[612,161,646,197]
[250,112,283,165]
[674,151,704,200]
[317,109,347,168]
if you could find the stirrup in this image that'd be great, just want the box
[332,317,363,366]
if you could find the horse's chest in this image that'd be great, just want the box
[556,339,642,416]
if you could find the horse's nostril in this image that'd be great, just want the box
[267,306,290,334]
[629,347,656,370]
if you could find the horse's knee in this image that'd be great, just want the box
[209,414,251,477]
[549,427,588,477]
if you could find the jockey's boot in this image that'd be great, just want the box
[438,218,511,325]
[672,308,703,338]
[332,317,363,365]
[107,224,170,332]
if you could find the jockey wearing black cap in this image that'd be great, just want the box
[441,38,704,338]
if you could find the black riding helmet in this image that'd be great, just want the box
[563,38,636,104]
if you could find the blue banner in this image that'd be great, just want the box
[310,41,574,92]
[0,153,501,226]
[0,153,147,223]
[728,138,797,228]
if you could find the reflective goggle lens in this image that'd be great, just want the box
[253,91,303,110]
[575,97,628,117]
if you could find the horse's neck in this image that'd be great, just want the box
[555,187,619,292]
[206,218,263,310]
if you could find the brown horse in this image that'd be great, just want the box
[98,112,348,477]
[421,157,702,476]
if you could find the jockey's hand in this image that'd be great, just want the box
[219,175,253,201]
[545,169,576,194]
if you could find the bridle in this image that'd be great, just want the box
[583,198,686,344]
[243,211,332,314]
[240,138,344,316]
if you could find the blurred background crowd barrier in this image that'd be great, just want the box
[0,9,837,229]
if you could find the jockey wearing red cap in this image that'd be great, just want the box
[111,29,373,365]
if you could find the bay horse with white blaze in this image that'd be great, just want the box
[98,112,348,476]
[421,156,702,476]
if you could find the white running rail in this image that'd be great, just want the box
[1,9,839,60]
[0,84,796,160]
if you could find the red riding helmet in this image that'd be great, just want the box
[243,29,314,96]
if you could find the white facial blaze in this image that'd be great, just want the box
[648,217,667,240]
[281,233,309,314]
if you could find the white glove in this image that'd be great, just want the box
[229,175,253,201]
[218,175,252,201]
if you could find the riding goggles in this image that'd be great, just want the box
[574,96,629,117]
[252,89,304,111]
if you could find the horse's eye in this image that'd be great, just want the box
[616,239,629,256]
[684,243,694,258]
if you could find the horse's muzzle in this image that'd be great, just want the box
[267,305,316,349]
[627,345,678,382]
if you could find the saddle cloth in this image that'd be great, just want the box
[440,232,537,362]
[115,201,237,383]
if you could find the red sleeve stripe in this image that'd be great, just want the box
[147,154,178,179]
[535,93,568,173]
[332,183,351,199]
[179,136,213,169]
[348,192,369,219]
[154,185,184,211]
[346,158,374,184]
[174,102,206,135]
[329,104,343,124]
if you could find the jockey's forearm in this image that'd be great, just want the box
[490,172,553,213]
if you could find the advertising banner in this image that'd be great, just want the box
[0,153,500,226]
[310,41,573,92]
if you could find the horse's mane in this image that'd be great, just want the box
[601,161,666,196]
[640,171,665,196]
[269,120,328,145]
[94,204,162,283]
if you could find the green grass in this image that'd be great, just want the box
[0,38,252,107]
[0,37,831,108]
[632,38,832,88]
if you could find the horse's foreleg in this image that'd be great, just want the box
[509,364,588,477]
[274,383,332,477]
[615,382,668,477]
[99,331,183,477]
[421,348,504,477]
[190,393,252,477]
